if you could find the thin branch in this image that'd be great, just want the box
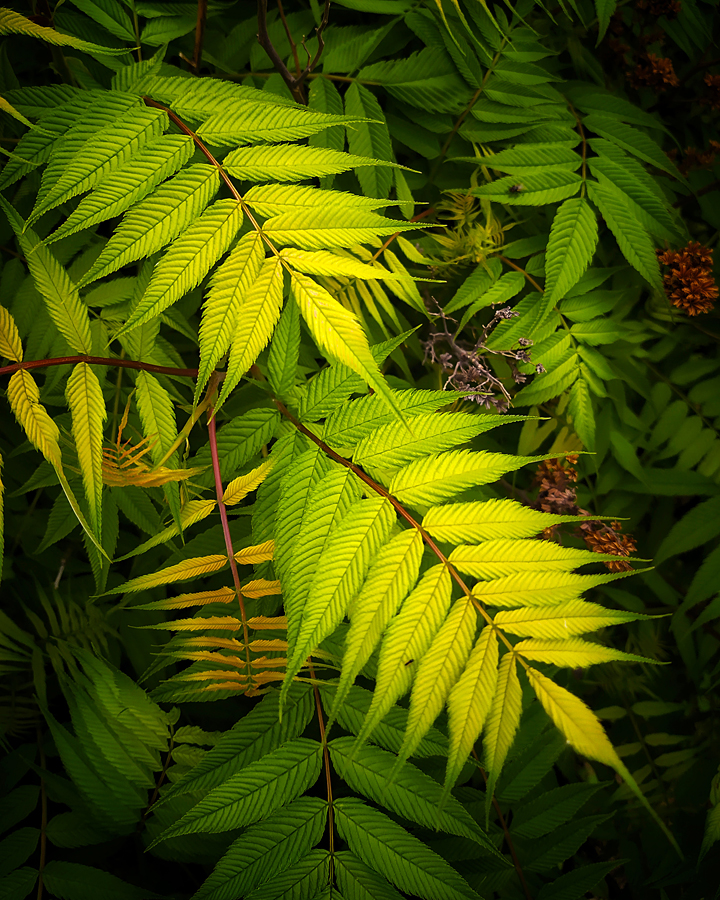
[141,734,176,823]
[0,355,198,378]
[191,0,208,74]
[257,0,306,103]
[277,0,301,77]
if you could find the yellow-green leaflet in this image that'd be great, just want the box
[107,556,230,593]
[196,231,265,403]
[216,256,285,412]
[116,500,217,561]
[354,565,452,749]
[290,270,401,419]
[422,498,583,542]
[7,369,62,468]
[525,665,682,854]
[329,529,423,728]
[483,651,522,825]
[394,597,477,773]
[66,363,106,541]
[448,538,629,579]
[514,637,662,667]
[0,305,22,362]
[444,627,499,800]
[493,600,656,638]
[0,8,129,54]
[223,459,274,506]
[279,247,401,280]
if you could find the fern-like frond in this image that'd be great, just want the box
[65,363,106,540]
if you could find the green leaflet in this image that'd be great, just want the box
[456,272,525,329]
[196,102,354,146]
[264,207,420,250]
[568,375,596,449]
[334,852,405,900]
[196,231,265,403]
[192,409,280,487]
[514,637,661,667]
[244,850,330,900]
[279,247,399,280]
[483,651,522,824]
[216,256,285,411]
[422,498,582,542]
[543,197,599,310]
[267,297,301,399]
[116,499,216,561]
[345,82,394,199]
[284,496,395,684]
[329,529,423,725]
[134,371,179,467]
[396,597,477,768]
[588,182,663,292]
[582,113,683,180]
[0,198,92,355]
[282,467,362,661]
[45,136,195,246]
[78,164,221,288]
[158,685,314,806]
[41,861,166,900]
[388,449,547,510]
[191,798,327,900]
[119,199,244,337]
[482,142,582,173]
[334,798,481,900]
[471,568,636,609]
[224,143,398,182]
[148,738,323,846]
[328,737,500,856]
[355,565,452,747]
[0,7,128,55]
[29,105,167,225]
[472,170,582,205]
[494,600,656,638]
[448,538,626,578]
[510,781,607,839]
[352,411,521,471]
[245,184,390,217]
[445,627,498,795]
[289,271,398,412]
[65,363,106,541]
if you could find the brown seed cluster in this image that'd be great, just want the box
[534,457,637,572]
[656,242,718,316]
[636,0,681,18]
[629,53,679,90]
[667,141,720,175]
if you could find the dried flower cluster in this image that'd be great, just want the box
[667,141,720,175]
[606,2,680,94]
[656,242,718,316]
[421,303,544,412]
[629,52,679,90]
[533,457,637,572]
[636,0,681,19]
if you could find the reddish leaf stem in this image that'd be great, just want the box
[0,356,198,378]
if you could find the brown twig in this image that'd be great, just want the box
[191,0,208,74]
[256,0,331,104]
[0,355,198,378]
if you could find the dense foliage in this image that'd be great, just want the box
[0,1,719,898]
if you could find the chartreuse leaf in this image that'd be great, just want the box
[345,82,394,199]
[395,598,477,770]
[159,685,314,806]
[134,369,179,473]
[224,144,398,182]
[355,566,452,748]
[192,797,327,900]
[444,627,498,797]
[196,231,265,403]
[0,305,23,361]
[267,297,301,399]
[449,539,629,578]
[543,198,598,309]
[525,666,682,855]
[329,530,423,726]
[66,363,106,541]
[216,256,285,411]
[471,170,582,205]
[483,651,522,823]
[79,164,221,288]
[105,555,229,593]
[284,497,395,692]
[245,184,390,217]
[494,600,658,638]
[0,197,92,354]
[471,568,636,608]
[353,412,519,471]
[29,106,168,225]
[264,207,420,250]
[289,271,400,415]
[196,102,353,146]
[587,181,663,293]
[335,852,405,900]
[244,850,330,900]
[334,798,480,900]
[389,450,546,511]
[423,498,582,542]
[283,468,361,656]
[0,7,129,54]
[45,136,194,246]
[119,199,244,337]
[514,637,662,667]
[329,737,500,857]
[149,738,322,847]
[279,247,399,281]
